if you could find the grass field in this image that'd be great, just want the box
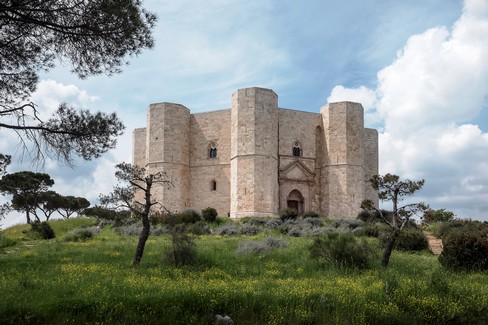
[1,217,487,324]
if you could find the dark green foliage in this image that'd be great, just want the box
[301,211,320,218]
[178,209,202,224]
[164,225,197,267]
[309,233,373,269]
[83,206,130,227]
[422,209,455,224]
[164,210,202,226]
[357,209,391,224]
[1,0,155,165]
[379,228,428,251]
[279,208,299,221]
[64,229,94,242]
[201,207,218,222]
[0,171,55,224]
[439,231,488,271]
[187,221,211,235]
[437,219,488,240]
[30,221,55,239]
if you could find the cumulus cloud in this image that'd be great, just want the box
[329,0,488,219]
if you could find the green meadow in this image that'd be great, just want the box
[1,217,487,324]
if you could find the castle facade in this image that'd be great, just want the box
[132,87,378,219]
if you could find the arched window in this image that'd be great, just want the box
[292,141,301,157]
[209,142,217,158]
[211,180,217,191]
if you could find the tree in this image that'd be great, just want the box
[36,191,64,221]
[361,173,428,267]
[57,196,91,219]
[0,1,156,165]
[422,208,455,224]
[0,154,11,176]
[0,171,54,223]
[100,162,172,266]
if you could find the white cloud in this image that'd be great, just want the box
[328,0,488,220]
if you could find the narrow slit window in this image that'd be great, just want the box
[292,142,301,157]
[211,180,217,191]
[209,142,217,158]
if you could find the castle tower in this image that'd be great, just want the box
[321,102,365,218]
[230,87,279,218]
[145,103,191,212]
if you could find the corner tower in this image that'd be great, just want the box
[230,88,279,218]
[321,102,366,218]
[145,103,191,212]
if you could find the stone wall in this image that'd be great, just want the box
[189,109,232,216]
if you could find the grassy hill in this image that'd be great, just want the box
[0,217,487,324]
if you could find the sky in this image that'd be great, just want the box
[2,0,488,227]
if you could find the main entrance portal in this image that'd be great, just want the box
[287,189,304,215]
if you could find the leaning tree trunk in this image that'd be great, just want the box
[132,174,153,266]
[132,215,150,266]
[381,229,399,267]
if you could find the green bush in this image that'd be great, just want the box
[201,207,218,222]
[379,228,428,251]
[301,211,320,219]
[309,233,373,269]
[439,232,488,271]
[164,225,197,267]
[30,221,55,239]
[83,206,130,227]
[0,234,16,249]
[163,210,202,226]
[438,219,488,240]
[64,229,93,242]
[279,208,298,221]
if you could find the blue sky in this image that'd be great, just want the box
[2,0,488,227]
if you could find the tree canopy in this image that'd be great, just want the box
[0,0,156,164]
[0,171,55,223]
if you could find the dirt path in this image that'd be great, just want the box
[424,231,443,255]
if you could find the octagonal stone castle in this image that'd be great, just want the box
[132,87,378,219]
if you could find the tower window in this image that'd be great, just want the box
[292,142,301,157]
[209,142,217,158]
[211,180,217,191]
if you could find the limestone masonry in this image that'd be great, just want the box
[132,87,378,219]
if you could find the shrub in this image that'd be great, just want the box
[188,221,211,235]
[214,225,240,236]
[357,209,391,224]
[240,224,261,236]
[309,233,373,269]
[422,208,455,224]
[437,219,488,240]
[201,207,218,222]
[301,211,320,219]
[166,210,202,226]
[30,221,55,239]
[164,225,197,267]
[379,228,428,251]
[439,232,488,271]
[279,208,299,221]
[0,234,16,249]
[64,229,93,242]
[83,206,130,227]
[236,236,288,254]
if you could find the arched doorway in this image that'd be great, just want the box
[287,189,304,215]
